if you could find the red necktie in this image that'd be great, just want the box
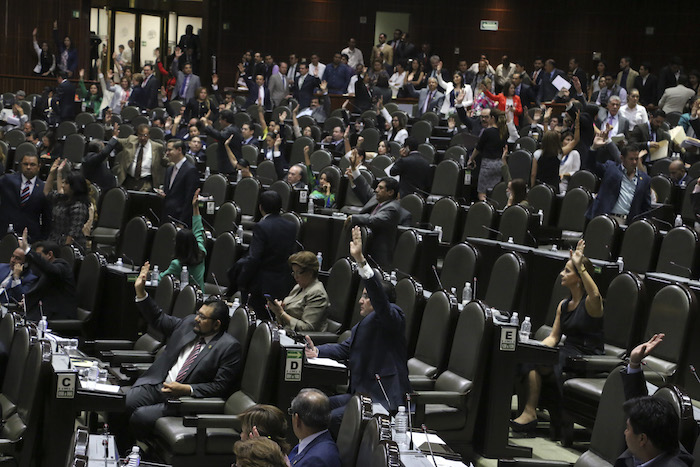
[175,338,205,383]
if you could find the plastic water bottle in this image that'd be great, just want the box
[394,406,409,451]
[115,257,123,268]
[180,266,189,289]
[232,297,240,309]
[519,316,532,342]
[87,361,99,390]
[316,252,323,270]
[509,312,520,326]
[125,446,141,466]
[550,244,558,251]
[507,236,514,244]
[204,166,211,178]
[307,198,314,214]
[617,256,624,273]
[450,287,457,297]
[390,271,398,286]
[6,224,13,234]
[151,265,159,286]
[236,225,244,244]
[462,282,472,305]
[435,225,443,243]
[537,209,544,226]
[675,215,683,227]
[236,170,242,182]
[464,169,472,185]
[37,316,48,339]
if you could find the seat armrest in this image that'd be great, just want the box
[49,319,84,333]
[304,331,341,345]
[109,351,156,366]
[499,459,573,467]
[183,414,241,431]
[166,397,226,415]
[566,355,624,376]
[408,375,436,391]
[120,362,152,378]
[413,391,467,407]
[93,339,136,351]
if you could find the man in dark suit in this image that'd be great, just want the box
[198,109,241,175]
[81,126,120,191]
[512,72,534,108]
[54,71,76,122]
[292,63,321,110]
[344,153,402,269]
[240,65,272,111]
[17,234,76,321]
[0,154,51,242]
[141,64,160,109]
[536,59,566,105]
[390,137,431,198]
[629,110,671,160]
[305,227,411,434]
[170,48,202,104]
[125,262,241,441]
[568,57,588,93]
[227,191,296,316]
[587,144,651,225]
[0,248,37,305]
[657,57,683,97]
[288,389,341,467]
[162,139,199,227]
[634,63,659,110]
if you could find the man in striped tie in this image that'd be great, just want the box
[124,261,242,442]
[0,153,51,241]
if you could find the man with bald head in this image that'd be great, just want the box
[288,388,341,466]
[669,160,690,187]
[0,248,37,304]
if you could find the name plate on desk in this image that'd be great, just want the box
[285,349,303,382]
[499,326,517,351]
[56,372,76,399]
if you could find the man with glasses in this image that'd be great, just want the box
[113,123,167,191]
[620,89,649,133]
[0,247,37,305]
[286,389,341,466]
[123,261,242,443]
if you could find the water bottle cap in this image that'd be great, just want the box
[398,406,406,411]
[132,446,140,453]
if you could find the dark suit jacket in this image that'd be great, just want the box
[515,83,534,108]
[82,137,119,191]
[658,66,682,97]
[142,74,160,109]
[629,123,671,158]
[54,79,76,122]
[0,173,52,242]
[390,152,432,198]
[588,161,651,221]
[133,296,242,397]
[163,160,200,227]
[128,86,148,110]
[243,76,272,110]
[537,69,566,104]
[289,430,341,467]
[25,252,76,321]
[350,173,400,268]
[0,263,37,304]
[354,80,373,113]
[318,271,411,411]
[634,74,659,107]
[292,74,321,109]
[200,123,241,175]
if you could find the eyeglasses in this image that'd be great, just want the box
[195,311,214,320]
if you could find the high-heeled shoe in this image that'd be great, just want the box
[510,419,538,433]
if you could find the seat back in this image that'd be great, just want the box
[507,149,533,183]
[56,121,78,139]
[320,165,342,201]
[359,128,380,152]
[280,211,303,241]
[369,154,393,180]
[0,314,14,370]
[395,276,426,358]
[515,137,537,154]
[225,322,278,413]
[326,258,359,332]
[527,184,555,226]
[584,370,628,465]
[96,187,129,230]
[484,252,525,312]
[583,215,618,261]
[118,216,151,265]
[337,394,373,467]
[120,106,141,122]
[399,194,425,227]
[619,219,659,274]
[356,415,392,466]
[12,342,44,437]
[202,174,229,208]
[568,170,598,193]
[269,180,293,212]
[63,133,86,165]
[205,232,238,292]
[308,149,332,172]
[420,111,439,127]
[233,177,262,217]
[444,146,467,163]
[650,174,673,204]
[411,120,433,142]
[154,274,177,316]
[290,137,314,165]
[391,230,420,277]
[76,252,106,313]
[4,129,26,149]
[428,197,460,244]
[205,142,219,172]
[228,306,257,364]
[440,242,479,294]
[340,169,374,210]
[499,204,531,245]
[171,284,203,319]
[489,181,508,209]
[462,201,496,240]
[409,291,457,378]
[335,225,370,264]
[241,145,258,166]
[1,326,29,405]
[0,233,18,263]
[213,202,241,236]
[14,142,38,164]
[256,160,278,185]
[429,160,460,198]
[557,187,591,232]
[84,122,105,141]
[149,223,177,270]
[417,142,436,164]
[656,226,697,278]
[603,272,645,352]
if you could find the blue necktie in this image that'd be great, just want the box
[289,444,300,462]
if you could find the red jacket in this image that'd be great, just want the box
[483,89,523,126]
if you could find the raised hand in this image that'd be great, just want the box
[304,335,318,358]
[349,226,364,262]
[629,334,665,368]
[134,261,151,298]
[32,28,37,36]
[569,239,585,270]
[174,47,183,58]
[212,73,218,85]
[456,88,465,105]
[79,69,85,79]
[320,80,327,92]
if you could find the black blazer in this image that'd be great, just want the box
[243,76,272,110]
[25,252,77,321]
[128,86,148,110]
[82,137,119,191]
[162,160,200,227]
[292,74,321,109]
[133,296,242,397]
[537,69,566,104]
[634,74,659,107]
[54,79,76,122]
[200,123,241,175]
[390,152,432,198]
[0,173,52,242]
[142,75,160,110]
[354,79,373,113]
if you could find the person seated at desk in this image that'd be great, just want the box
[17,228,77,321]
[0,247,37,305]
[125,261,241,443]
[511,239,603,433]
[288,388,341,467]
[159,189,207,290]
[506,178,529,208]
[224,135,254,180]
[618,334,694,467]
[239,405,292,463]
[304,227,411,435]
[267,251,329,332]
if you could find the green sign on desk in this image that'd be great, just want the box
[285,349,303,381]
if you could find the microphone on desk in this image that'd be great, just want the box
[422,424,438,467]
[148,208,161,225]
[482,225,504,241]
[121,254,136,271]
[431,265,446,294]
[39,300,44,320]
[365,255,386,277]
[375,374,392,410]
[211,273,224,296]
[406,393,414,450]
[199,215,216,234]
[690,365,700,384]
[168,215,189,229]
[641,361,666,384]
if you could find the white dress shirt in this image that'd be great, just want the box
[128,140,153,178]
